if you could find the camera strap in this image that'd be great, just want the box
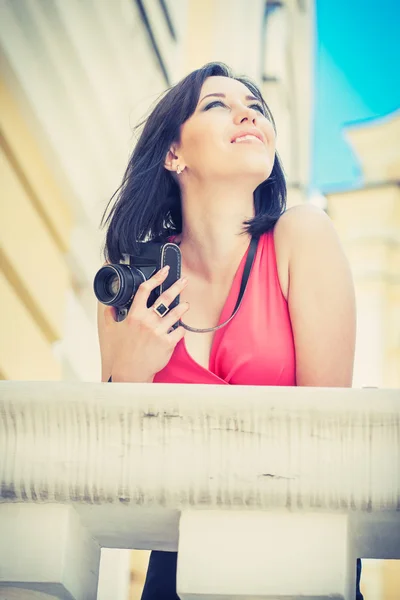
[107,235,259,381]
[179,235,259,334]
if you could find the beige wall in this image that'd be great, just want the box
[0,0,176,383]
[0,75,72,380]
[328,183,400,389]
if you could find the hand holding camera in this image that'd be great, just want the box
[101,265,189,382]
[95,241,189,382]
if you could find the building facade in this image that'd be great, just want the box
[0,0,187,384]
[326,112,400,390]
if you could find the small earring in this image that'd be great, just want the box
[177,165,182,175]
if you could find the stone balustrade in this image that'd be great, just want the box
[0,381,399,599]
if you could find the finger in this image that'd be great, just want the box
[153,276,188,310]
[157,301,190,331]
[133,265,170,308]
[166,324,186,346]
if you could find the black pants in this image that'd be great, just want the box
[141,551,364,599]
[141,551,180,600]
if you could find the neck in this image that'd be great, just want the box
[177,181,255,283]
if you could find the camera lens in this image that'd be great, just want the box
[93,264,144,307]
[104,272,120,296]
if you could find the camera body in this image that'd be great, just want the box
[94,241,181,323]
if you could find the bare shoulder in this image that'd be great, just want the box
[274,205,356,387]
[275,203,333,239]
[274,204,338,260]
[273,204,338,300]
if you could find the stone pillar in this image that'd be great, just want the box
[97,549,132,600]
[327,184,400,388]
[177,511,356,599]
[0,504,100,600]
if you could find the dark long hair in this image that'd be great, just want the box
[102,62,286,263]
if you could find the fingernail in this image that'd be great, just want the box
[180,276,188,284]
[161,265,170,273]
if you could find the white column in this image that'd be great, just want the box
[327,184,400,388]
[97,549,132,600]
[177,510,356,599]
[0,504,100,600]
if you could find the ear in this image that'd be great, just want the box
[164,146,185,173]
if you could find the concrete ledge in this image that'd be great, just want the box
[0,381,399,556]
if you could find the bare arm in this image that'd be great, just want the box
[281,204,356,387]
[97,301,113,382]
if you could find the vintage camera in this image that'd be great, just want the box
[94,242,181,323]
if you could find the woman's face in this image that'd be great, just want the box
[174,76,276,186]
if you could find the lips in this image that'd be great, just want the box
[231,129,265,144]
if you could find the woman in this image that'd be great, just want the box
[97,63,360,599]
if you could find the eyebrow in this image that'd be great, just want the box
[199,92,261,104]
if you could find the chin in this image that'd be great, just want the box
[239,160,273,186]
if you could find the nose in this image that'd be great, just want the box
[233,105,258,126]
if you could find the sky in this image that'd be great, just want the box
[311,0,400,193]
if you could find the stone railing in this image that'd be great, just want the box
[0,381,399,599]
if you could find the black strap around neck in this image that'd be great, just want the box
[233,235,258,314]
[178,235,259,333]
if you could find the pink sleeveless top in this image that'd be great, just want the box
[154,229,296,386]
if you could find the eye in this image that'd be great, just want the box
[203,100,265,115]
[204,100,227,110]
[249,103,265,115]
